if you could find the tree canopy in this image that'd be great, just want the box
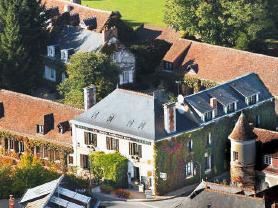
[164,0,277,49]
[59,52,119,108]
[0,0,46,93]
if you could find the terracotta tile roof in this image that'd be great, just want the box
[0,90,83,147]
[181,40,278,96]
[42,0,112,32]
[229,113,256,141]
[254,128,278,143]
[163,40,191,62]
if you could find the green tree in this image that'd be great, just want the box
[0,0,46,92]
[59,52,119,108]
[164,0,276,49]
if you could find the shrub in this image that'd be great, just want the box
[100,184,114,194]
[90,152,128,188]
[114,189,130,199]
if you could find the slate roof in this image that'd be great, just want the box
[184,73,273,125]
[229,112,257,141]
[50,25,103,56]
[0,90,83,147]
[42,0,112,32]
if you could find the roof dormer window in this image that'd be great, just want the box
[246,94,258,105]
[225,102,237,113]
[61,48,75,63]
[57,121,70,134]
[47,45,56,57]
[37,125,44,134]
[204,111,212,122]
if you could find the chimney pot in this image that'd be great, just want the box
[209,97,217,117]
[84,85,96,110]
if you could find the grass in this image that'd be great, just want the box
[81,0,166,27]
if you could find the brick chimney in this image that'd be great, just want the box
[209,97,217,117]
[9,195,15,208]
[84,85,96,111]
[163,103,176,134]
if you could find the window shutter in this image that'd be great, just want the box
[84,132,88,145]
[93,134,97,147]
[106,137,110,150]
[116,139,119,151]
[138,145,142,158]
[80,155,84,168]
[14,140,19,153]
[129,142,132,155]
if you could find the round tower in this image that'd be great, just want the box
[229,112,257,189]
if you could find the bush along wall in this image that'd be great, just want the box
[153,100,276,195]
[90,151,128,188]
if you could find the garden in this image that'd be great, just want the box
[81,0,166,27]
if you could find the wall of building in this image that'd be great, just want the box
[154,100,276,195]
[71,124,155,188]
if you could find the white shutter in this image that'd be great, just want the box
[119,74,123,85]
[129,70,133,83]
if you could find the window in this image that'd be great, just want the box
[19,141,24,153]
[204,154,212,171]
[37,125,44,134]
[44,66,56,82]
[47,46,55,57]
[50,68,55,79]
[54,150,60,161]
[122,71,129,84]
[246,94,257,105]
[207,133,212,147]
[204,111,212,121]
[185,161,193,177]
[106,137,119,151]
[129,142,142,158]
[233,151,239,161]
[255,115,261,127]
[164,61,173,71]
[80,154,89,169]
[68,155,73,165]
[264,155,272,165]
[187,139,193,152]
[43,147,49,159]
[84,132,97,146]
[9,139,14,150]
[227,103,235,113]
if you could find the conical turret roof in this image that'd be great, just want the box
[229,112,256,141]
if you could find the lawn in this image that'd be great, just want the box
[81,0,166,27]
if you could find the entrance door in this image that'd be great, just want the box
[134,167,140,181]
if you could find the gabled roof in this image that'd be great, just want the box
[42,0,112,32]
[229,112,257,141]
[254,128,278,143]
[50,25,104,54]
[72,88,168,141]
[0,90,83,146]
[184,73,273,124]
[163,40,191,62]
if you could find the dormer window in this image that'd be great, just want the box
[164,61,173,71]
[37,125,44,134]
[246,94,258,105]
[47,45,56,57]
[61,48,75,63]
[204,111,212,122]
[57,121,70,134]
[227,102,235,113]
[264,155,272,165]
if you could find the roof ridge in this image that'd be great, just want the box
[184,38,278,61]
[205,189,263,201]
[184,72,256,99]
[55,0,112,14]
[0,89,83,112]
[117,88,153,98]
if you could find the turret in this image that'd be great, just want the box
[229,112,256,189]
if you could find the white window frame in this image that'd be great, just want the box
[47,45,55,57]
[233,151,239,161]
[185,161,193,178]
[207,132,212,147]
[122,71,129,84]
[37,125,44,134]
[204,153,212,173]
[264,155,272,166]
[187,139,193,152]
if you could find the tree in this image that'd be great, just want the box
[0,0,46,92]
[164,0,276,49]
[59,52,119,108]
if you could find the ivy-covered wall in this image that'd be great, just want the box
[154,100,276,195]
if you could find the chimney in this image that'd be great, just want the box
[71,0,81,4]
[163,103,176,134]
[9,195,14,208]
[209,97,217,117]
[84,85,96,110]
[64,5,71,13]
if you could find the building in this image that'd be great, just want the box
[229,113,278,190]
[43,0,135,86]
[70,73,276,195]
[19,175,99,208]
[0,90,83,169]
